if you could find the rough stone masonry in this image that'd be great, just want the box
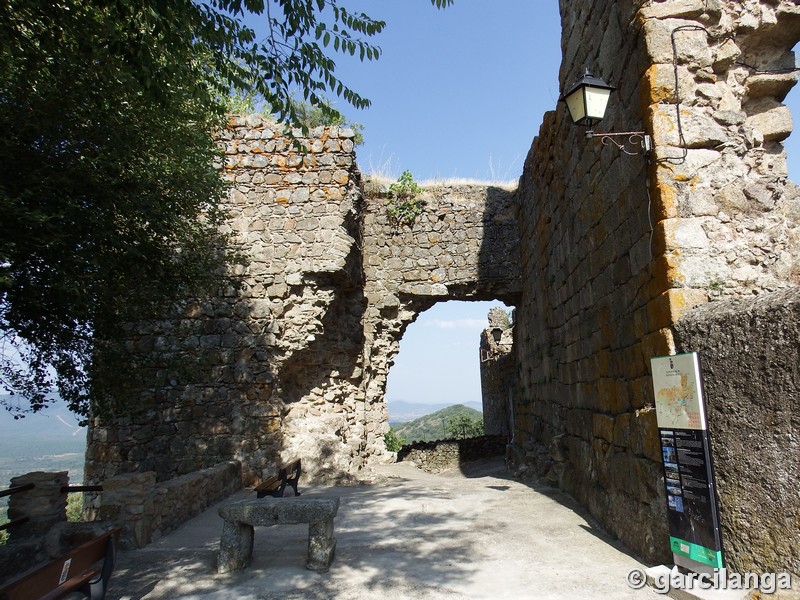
[87,0,800,578]
[86,116,520,488]
[512,0,800,574]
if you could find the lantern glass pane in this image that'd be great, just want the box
[585,87,611,121]
[565,88,587,124]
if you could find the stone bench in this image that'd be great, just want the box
[217,496,340,574]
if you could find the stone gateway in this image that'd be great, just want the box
[87,0,800,577]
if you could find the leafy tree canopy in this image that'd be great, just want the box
[0,0,452,420]
[445,413,484,440]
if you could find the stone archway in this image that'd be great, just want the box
[86,123,521,488]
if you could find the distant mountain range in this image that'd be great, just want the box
[388,400,482,424]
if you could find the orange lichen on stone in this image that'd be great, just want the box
[641,65,674,105]
[646,254,685,299]
[640,327,676,363]
[647,288,708,329]
[651,175,678,221]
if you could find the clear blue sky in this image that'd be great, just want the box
[329,0,563,183]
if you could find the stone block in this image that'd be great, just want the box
[592,413,615,443]
[218,497,340,574]
[653,105,728,148]
[643,18,712,65]
[744,98,793,142]
[630,408,660,463]
[612,413,631,448]
[639,0,719,20]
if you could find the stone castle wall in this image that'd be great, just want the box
[87,117,367,486]
[673,288,800,575]
[87,116,521,488]
[83,0,800,573]
[479,307,515,437]
[511,0,800,570]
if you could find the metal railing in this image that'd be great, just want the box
[0,482,35,499]
[0,482,103,532]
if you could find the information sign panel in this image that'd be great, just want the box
[651,353,723,573]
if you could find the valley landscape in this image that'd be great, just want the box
[0,396,87,487]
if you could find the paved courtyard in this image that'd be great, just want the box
[107,456,665,600]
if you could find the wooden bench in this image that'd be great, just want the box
[254,459,301,498]
[0,527,121,600]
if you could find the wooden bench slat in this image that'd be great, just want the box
[0,527,120,600]
[255,459,301,498]
[39,566,101,600]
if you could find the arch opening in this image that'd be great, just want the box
[384,299,514,445]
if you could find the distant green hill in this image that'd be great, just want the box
[392,404,483,444]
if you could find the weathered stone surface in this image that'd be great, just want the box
[219,496,339,525]
[7,471,68,540]
[479,308,515,436]
[88,116,521,508]
[84,461,241,548]
[673,289,800,576]
[510,0,800,571]
[744,98,793,142]
[217,497,339,574]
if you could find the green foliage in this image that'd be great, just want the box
[445,413,484,439]
[66,493,83,523]
[218,0,453,134]
[0,0,239,420]
[286,97,365,146]
[387,170,426,226]
[707,276,726,293]
[393,404,483,443]
[384,427,407,452]
[0,0,452,418]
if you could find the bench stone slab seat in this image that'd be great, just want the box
[217,496,340,574]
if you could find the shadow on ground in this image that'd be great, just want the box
[107,456,662,600]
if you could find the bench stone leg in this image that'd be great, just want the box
[306,519,336,573]
[217,521,254,574]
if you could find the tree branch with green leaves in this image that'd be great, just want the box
[0,0,453,419]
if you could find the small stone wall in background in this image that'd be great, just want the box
[397,436,508,474]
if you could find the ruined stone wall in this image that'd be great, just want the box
[90,461,242,548]
[87,117,368,486]
[512,0,800,570]
[479,307,515,436]
[359,182,521,446]
[397,435,508,474]
[87,117,521,492]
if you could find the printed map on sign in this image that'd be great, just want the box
[651,354,706,431]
